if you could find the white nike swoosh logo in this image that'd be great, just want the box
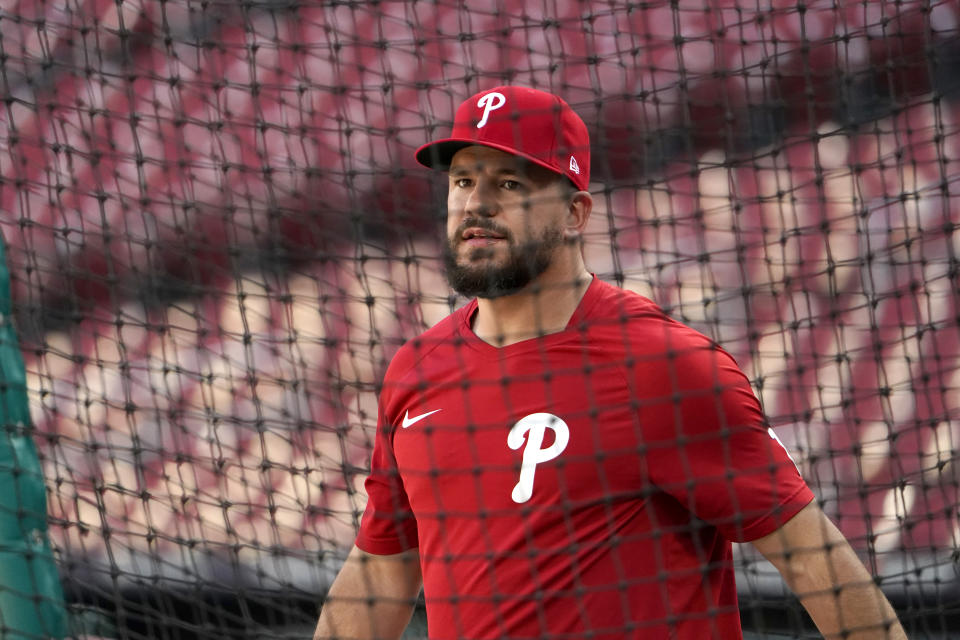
[401,409,442,429]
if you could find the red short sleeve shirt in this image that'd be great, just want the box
[357,277,814,640]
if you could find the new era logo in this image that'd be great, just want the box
[569,155,580,175]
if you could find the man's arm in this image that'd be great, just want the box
[751,501,907,640]
[313,545,423,640]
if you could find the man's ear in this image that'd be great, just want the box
[563,191,593,241]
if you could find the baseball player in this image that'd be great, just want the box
[314,86,906,640]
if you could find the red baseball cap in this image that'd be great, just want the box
[415,86,591,192]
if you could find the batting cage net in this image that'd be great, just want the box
[1,1,958,638]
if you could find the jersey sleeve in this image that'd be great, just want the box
[635,328,815,542]
[355,394,419,555]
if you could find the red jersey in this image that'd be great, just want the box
[356,277,813,639]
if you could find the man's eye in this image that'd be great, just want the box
[454,178,472,188]
[502,180,521,190]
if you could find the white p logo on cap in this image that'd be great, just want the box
[476,91,506,128]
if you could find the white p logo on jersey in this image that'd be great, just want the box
[476,92,506,128]
[507,413,570,504]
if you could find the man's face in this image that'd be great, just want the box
[444,146,571,299]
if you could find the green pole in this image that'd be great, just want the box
[0,237,69,639]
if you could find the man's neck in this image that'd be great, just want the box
[471,266,592,348]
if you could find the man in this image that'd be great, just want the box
[314,86,906,639]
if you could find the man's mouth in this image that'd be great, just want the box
[461,227,507,246]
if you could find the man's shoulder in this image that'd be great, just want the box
[588,280,715,349]
[587,279,668,325]
[384,303,472,380]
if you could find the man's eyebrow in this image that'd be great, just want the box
[448,165,525,176]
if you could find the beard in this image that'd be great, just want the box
[443,220,564,299]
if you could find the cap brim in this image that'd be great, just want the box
[414,139,473,169]
[414,138,565,182]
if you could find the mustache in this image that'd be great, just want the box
[452,218,513,241]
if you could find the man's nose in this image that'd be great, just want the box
[464,180,500,217]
